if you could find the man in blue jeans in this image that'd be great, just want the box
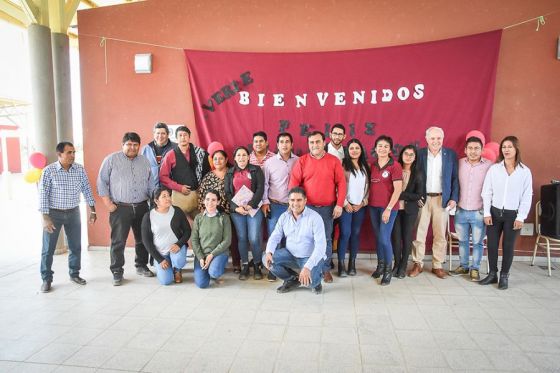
[261,132,299,281]
[449,136,492,281]
[264,187,326,294]
[38,142,97,293]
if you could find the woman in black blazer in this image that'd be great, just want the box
[391,145,426,278]
[224,146,265,280]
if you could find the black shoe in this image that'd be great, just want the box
[70,276,87,285]
[239,264,250,280]
[479,271,498,285]
[337,260,348,277]
[136,266,155,277]
[330,260,335,269]
[312,283,323,294]
[371,260,384,279]
[40,280,51,293]
[391,264,399,277]
[253,263,263,280]
[112,273,123,286]
[498,272,509,290]
[381,265,392,286]
[397,268,406,279]
[277,278,300,293]
[267,272,277,282]
[347,259,356,276]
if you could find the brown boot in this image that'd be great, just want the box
[408,263,423,277]
[174,269,183,283]
[323,271,333,283]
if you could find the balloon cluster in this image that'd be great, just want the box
[465,130,499,162]
[24,152,47,183]
[207,141,224,170]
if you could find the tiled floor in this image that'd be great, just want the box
[1,248,560,373]
[2,176,560,372]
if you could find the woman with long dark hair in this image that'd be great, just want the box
[141,187,191,285]
[368,135,403,286]
[225,146,265,280]
[337,139,370,276]
[391,145,425,278]
[192,189,232,288]
[480,136,532,289]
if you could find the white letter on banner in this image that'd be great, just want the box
[370,90,378,104]
[273,94,285,107]
[413,84,425,99]
[397,87,410,101]
[353,91,365,104]
[295,94,307,108]
[334,92,346,106]
[239,91,250,105]
[258,93,265,107]
[381,89,393,102]
[316,92,329,107]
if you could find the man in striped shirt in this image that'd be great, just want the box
[38,142,97,293]
[97,132,156,286]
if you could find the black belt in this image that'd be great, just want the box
[427,193,442,197]
[270,199,288,206]
[491,206,518,217]
[116,201,147,207]
[50,207,79,212]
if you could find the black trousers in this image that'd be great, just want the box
[109,202,149,274]
[487,206,520,274]
[391,210,418,271]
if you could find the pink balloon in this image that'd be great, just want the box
[466,130,486,146]
[485,142,499,157]
[29,152,47,169]
[207,141,224,156]
[482,148,497,162]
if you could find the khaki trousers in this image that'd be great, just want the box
[412,195,448,269]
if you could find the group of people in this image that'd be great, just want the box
[38,122,532,295]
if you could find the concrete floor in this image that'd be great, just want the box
[1,175,560,372]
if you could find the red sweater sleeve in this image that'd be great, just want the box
[288,157,304,190]
[159,151,182,192]
[333,159,347,207]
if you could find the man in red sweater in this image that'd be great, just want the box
[289,131,346,282]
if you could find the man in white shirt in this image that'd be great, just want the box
[410,126,459,279]
[325,124,346,161]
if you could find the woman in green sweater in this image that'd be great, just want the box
[192,189,232,288]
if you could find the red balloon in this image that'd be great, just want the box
[482,148,497,162]
[485,141,499,157]
[207,141,224,157]
[29,152,47,169]
[466,130,486,146]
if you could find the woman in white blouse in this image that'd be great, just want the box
[480,136,532,290]
[337,139,370,276]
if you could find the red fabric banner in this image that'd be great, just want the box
[185,30,501,156]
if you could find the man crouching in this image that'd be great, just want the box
[264,187,326,294]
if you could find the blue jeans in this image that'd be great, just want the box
[269,248,324,288]
[231,210,264,264]
[338,207,367,261]
[454,208,486,270]
[368,207,398,264]
[154,245,187,285]
[307,205,334,272]
[41,207,82,281]
[193,252,229,288]
[267,202,288,236]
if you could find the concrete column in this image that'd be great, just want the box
[51,32,73,143]
[27,24,57,163]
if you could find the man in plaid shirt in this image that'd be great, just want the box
[38,142,97,293]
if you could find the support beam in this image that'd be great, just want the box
[47,0,63,33]
[27,23,57,162]
[63,0,80,31]
[0,0,29,26]
[19,0,40,25]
